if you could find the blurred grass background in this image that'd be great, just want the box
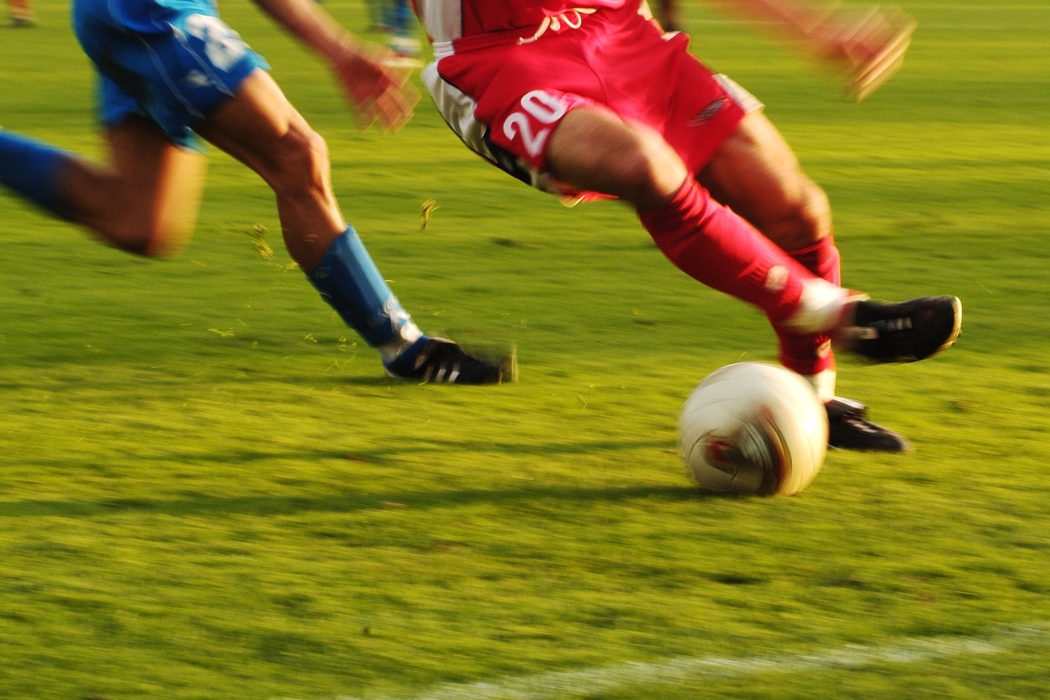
[1,1,1049,698]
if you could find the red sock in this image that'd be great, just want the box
[639,179,815,325]
[776,236,841,376]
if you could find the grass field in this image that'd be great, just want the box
[2,1,1050,698]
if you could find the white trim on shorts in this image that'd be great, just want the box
[714,73,765,114]
[421,62,496,165]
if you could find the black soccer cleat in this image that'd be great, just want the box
[839,295,962,363]
[385,338,514,385]
[826,397,911,452]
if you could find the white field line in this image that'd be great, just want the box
[297,622,1050,700]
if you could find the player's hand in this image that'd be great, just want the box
[808,5,917,102]
[331,40,420,131]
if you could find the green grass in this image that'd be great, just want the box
[2,1,1050,698]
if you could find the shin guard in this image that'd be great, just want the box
[307,227,422,348]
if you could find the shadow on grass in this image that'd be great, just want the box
[0,482,713,519]
[10,436,673,469]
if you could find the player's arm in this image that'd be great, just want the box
[707,0,916,101]
[250,0,419,129]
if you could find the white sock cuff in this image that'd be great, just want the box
[800,369,836,402]
[781,278,850,334]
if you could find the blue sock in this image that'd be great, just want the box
[307,227,424,356]
[0,129,73,218]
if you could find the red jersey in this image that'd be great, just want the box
[413,0,643,49]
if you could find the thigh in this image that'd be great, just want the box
[193,69,320,185]
[193,71,297,163]
[697,111,831,249]
[546,106,687,210]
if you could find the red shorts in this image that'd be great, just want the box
[421,3,751,196]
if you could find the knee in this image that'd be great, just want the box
[548,110,687,210]
[265,125,331,201]
[104,206,193,258]
[80,184,191,258]
[615,129,688,210]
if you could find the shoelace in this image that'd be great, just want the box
[518,8,597,45]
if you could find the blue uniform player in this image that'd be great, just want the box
[0,0,508,384]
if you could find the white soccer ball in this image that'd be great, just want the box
[679,362,828,496]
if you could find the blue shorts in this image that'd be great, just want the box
[72,0,269,150]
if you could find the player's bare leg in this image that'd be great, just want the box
[549,107,850,347]
[0,115,206,257]
[194,70,343,270]
[547,106,841,328]
[196,69,507,383]
[61,116,208,257]
[699,110,926,451]
[548,107,959,449]
[547,107,686,211]
[699,111,839,395]
[699,111,829,253]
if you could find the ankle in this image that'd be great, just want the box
[379,333,427,365]
[780,280,860,335]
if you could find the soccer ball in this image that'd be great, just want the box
[678,362,828,496]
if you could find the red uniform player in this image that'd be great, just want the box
[411,0,957,450]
